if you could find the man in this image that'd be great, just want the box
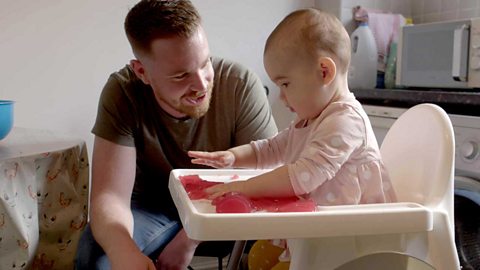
[75,0,277,269]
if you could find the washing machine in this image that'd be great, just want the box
[363,104,480,270]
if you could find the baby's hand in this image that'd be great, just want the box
[205,181,246,199]
[188,150,235,168]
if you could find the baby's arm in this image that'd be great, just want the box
[188,144,257,169]
[190,143,296,199]
[205,166,296,199]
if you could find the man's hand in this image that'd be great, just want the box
[155,229,200,270]
[188,150,235,168]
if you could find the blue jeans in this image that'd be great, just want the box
[75,206,180,270]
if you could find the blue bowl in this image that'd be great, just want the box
[0,100,14,140]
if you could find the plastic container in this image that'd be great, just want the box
[384,42,398,89]
[348,22,378,89]
[0,100,14,140]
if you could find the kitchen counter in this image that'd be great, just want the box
[351,88,480,116]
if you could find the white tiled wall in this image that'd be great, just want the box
[317,0,480,32]
[412,0,480,24]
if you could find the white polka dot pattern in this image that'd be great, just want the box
[326,192,336,202]
[330,136,343,147]
[300,172,311,182]
[362,170,372,180]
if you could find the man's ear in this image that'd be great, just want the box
[317,57,336,86]
[130,59,150,85]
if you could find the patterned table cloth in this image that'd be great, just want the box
[0,127,89,270]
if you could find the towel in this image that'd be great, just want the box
[353,6,406,72]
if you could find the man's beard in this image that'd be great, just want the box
[175,82,213,119]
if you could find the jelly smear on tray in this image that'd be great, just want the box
[251,196,316,213]
[179,174,316,213]
[179,174,221,200]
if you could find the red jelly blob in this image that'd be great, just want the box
[276,199,316,212]
[251,197,316,212]
[213,192,254,213]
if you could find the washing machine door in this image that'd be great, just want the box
[454,176,480,270]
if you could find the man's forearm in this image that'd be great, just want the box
[90,196,139,259]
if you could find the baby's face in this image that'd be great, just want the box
[264,45,329,120]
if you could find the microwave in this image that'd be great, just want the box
[396,18,480,89]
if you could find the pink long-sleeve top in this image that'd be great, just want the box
[251,93,397,205]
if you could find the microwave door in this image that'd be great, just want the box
[399,20,470,89]
[452,24,469,82]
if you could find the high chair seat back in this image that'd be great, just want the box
[381,103,455,209]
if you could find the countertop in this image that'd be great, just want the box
[351,88,480,116]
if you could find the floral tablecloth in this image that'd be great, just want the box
[0,127,89,270]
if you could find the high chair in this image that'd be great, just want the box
[287,103,460,269]
[169,103,460,270]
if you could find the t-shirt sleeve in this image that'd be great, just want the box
[289,107,366,195]
[233,67,278,145]
[91,74,136,147]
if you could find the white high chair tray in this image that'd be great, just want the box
[169,169,433,241]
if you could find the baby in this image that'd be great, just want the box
[189,8,396,206]
[189,8,397,269]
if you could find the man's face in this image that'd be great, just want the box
[132,26,214,119]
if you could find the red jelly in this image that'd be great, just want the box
[276,199,316,212]
[179,174,316,213]
[213,192,254,213]
[251,197,316,212]
[179,174,221,199]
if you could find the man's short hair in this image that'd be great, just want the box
[125,0,201,56]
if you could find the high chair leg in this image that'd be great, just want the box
[226,240,247,270]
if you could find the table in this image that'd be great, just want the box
[0,127,89,270]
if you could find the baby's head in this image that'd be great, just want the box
[264,8,351,120]
[265,8,350,75]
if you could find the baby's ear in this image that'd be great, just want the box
[317,57,336,85]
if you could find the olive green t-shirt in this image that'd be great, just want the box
[92,57,278,216]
